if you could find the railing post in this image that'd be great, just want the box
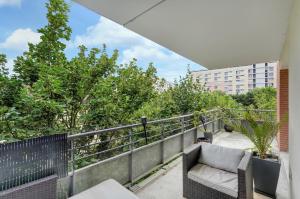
[194,127,198,143]
[160,123,165,164]
[141,116,148,144]
[195,114,200,143]
[69,139,75,197]
[128,129,134,185]
[180,118,185,152]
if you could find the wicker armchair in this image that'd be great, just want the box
[183,143,253,199]
[0,175,58,199]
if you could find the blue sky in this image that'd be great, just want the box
[0,0,205,81]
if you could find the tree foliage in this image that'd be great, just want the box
[232,87,276,110]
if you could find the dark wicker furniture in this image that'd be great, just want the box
[0,175,58,199]
[183,143,253,199]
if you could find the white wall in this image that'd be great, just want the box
[280,0,300,198]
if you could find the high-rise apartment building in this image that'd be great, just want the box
[191,62,277,94]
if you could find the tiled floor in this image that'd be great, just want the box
[135,132,289,199]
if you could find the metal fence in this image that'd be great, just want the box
[67,109,221,196]
[67,109,221,168]
[0,134,68,192]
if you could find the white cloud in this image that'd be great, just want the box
[121,43,181,64]
[121,43,201,81]
[0,28,41,51]
[71,17,204,81]
[0,0,21,7]
[72,17,145,48]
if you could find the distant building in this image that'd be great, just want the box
[191,62,277,95]
[155,79,173,93]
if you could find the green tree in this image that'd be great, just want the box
[14,0,71,85]
[9,0,72,135]
[171,72,205,114]
[0,54,23,141]
[0,54,8,76]
[61,46,118,131]
[133,90,179,120]
[252,87,276,110]
[231,92,255,107]
[85,59,158,128]
[232,87,276,110]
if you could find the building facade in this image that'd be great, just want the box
[191,62,277,94]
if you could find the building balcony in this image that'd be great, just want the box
[0,109,289,199]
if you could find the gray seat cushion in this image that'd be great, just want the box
[70,179,139,199]
[198,143,244,173]
[188,164,238,198]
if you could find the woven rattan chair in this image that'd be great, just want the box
[183,143,253,199]
[0,175,58,199]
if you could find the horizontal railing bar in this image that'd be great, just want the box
[225,108,276,112]
[147,134,162,140]
[164,126,182,134]
[74,143,131,161]
[132,138,148,145]
[131,131,145,137]
[146,114,191,125]
[69,135,131,151]
[68,123,142,140]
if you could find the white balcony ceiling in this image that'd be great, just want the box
[74,0,293,69]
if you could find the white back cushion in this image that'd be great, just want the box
[198,143,244,173]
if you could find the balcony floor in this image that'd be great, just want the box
[134,132,289,199]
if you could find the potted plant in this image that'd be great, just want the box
[219,108,236,132]
[230,111,284,198]
[224,123,234,132]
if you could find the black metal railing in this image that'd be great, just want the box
[67,109,221,170]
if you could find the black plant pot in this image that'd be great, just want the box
[224,124,234,132]
[204,132,213,143]
[252,154,281,198]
